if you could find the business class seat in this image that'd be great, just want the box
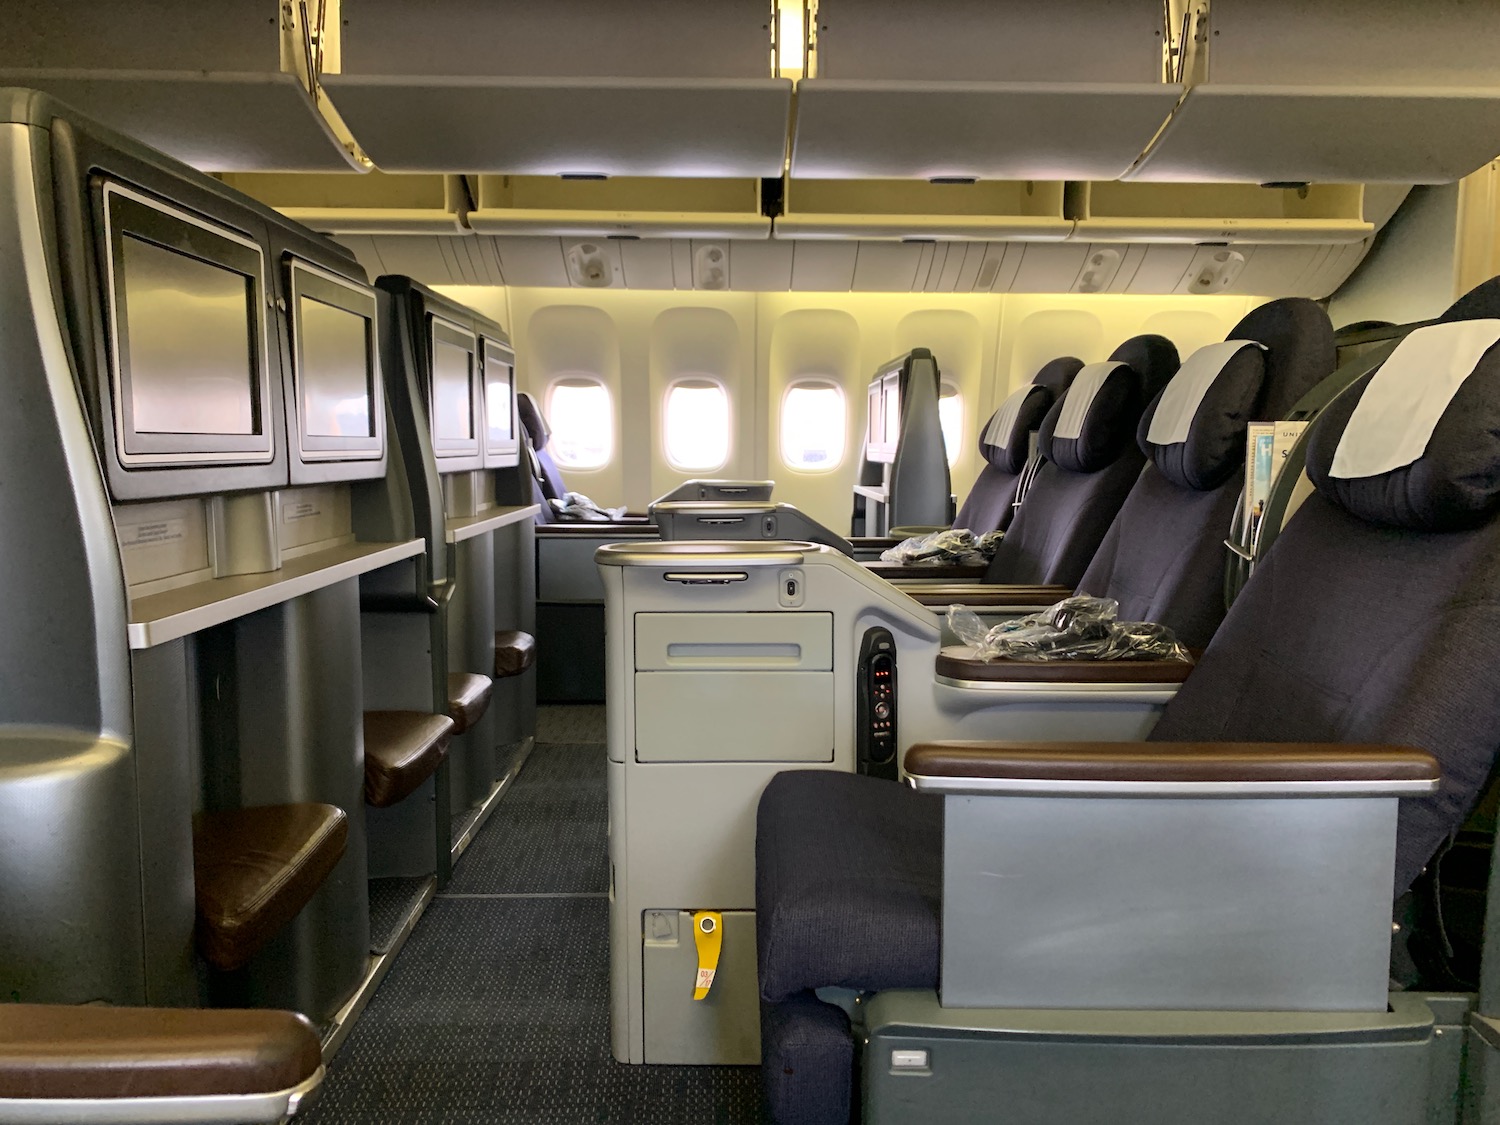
[974,334,1180,589]
[517,393,649,526]
[754,305,1500,1125]
[950,357,1083,536]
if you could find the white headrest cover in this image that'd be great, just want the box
[1054,362,1124,441]
[1331,319,1500,480]
[983,384,1033,448]
[1147,340,1267,447]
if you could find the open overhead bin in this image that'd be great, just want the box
[774,179,1072,241]
[0,1,361,171]
[790,0,1179,181]
[1128,0,1500,184]
[467,177,770,239]
[323,0,791,176]
[1068,182,1378,245]
[218,172,468,234]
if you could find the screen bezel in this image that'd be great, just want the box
[102,183,274,466]
[288,259,384,462]
[428,316,481,459]
[865,358,904,465]
[481,336,520,467]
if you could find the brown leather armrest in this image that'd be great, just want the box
[0,1005,322,1099]
[907,585,1073,608]
[447,672,494,735]
[848,536,906,551]
[862,562,992,581]
[935,645,1194,683]
[494,629,537,678]
[364,711,456,808]
[904,741,1440,796]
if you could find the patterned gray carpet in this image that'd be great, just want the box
[368,876,430,955]
[304,707,763,1124]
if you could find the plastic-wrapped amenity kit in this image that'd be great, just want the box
[948,595,1194,663]
[880,528,1005,566]
[551,491,631,521]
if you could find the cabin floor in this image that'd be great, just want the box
[303,705,764,1124]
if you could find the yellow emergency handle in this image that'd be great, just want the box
[691,911,723,1000]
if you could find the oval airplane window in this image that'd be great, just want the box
[664,379,731,471]
[780,380,846,472]
[547,377,613,469]
[939,382,963,466]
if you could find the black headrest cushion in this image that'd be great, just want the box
[1037,362,1143,474]
[1227,297,1335,419]
[1108,334,1180,402]
[1306,321,1500,531]
[1138,342,1267,491]
[1031,356,1085,399]
[978,385,1053,473]
[516,392,550,451]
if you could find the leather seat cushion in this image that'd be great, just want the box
[494,630,537,678]
[447,672,494,735]
[0,1004,322,1099]
[364,711,455,808]
[193,804,348,972]
[756,771,942,1005]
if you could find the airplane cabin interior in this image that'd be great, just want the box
[6,2,1500,1124]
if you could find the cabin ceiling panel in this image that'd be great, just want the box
[322,77,792,177]
[726,242,795,292]
[1129,88,1500,185]
[492,238,570,288]
[619,241,676,291]
[0,72,360,172]
[790,242,858,292]
[790,83,1183,181]
[1007,245,1092,294]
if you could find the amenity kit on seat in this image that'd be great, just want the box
[753,284,1500,1125]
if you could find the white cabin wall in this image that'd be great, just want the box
[434,287,1271,524]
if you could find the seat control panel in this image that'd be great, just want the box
[857,627,898,780]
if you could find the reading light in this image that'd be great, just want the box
[773,0,818,80]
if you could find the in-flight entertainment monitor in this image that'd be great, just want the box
[102,183,274,470]
[288,260,384,468]
[482,336,520,468]
[428,317,482,463]
[865,357,906,464]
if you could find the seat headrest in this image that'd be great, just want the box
[1037,361,1143,474]
[1138,341,1267,491]
[977,357,1083,473]
[1226,297,1335,419]
[1107,334,1180,402]
[1438,274,1500,323]
[516,392,550,452]
[1031,355,1085,399]
[1306,319,1500,531]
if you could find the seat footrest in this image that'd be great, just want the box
[494,629,537,678]
[0,1004,323,1101]
[446,672,494,735]
[364,711,455,808]
[193,804,349,972]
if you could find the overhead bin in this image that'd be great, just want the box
[775,180,1072,241]
[218,172,468,235]
[325,0,789,176]
[1069,182,1375,245]
[0,1,359,171]
[1129,0,1500,184]
[790,0,1177,181]
[468,176,770,239]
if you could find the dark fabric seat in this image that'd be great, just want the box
[446,672,494,735]
[517,392,568,506]
[755,280,1500,1125]
[193,804,348,972]
[953,357,1082,535]
[757,771,944,1005]
[984,334,1180,588]
[363,711,455,807]
[1077,298,1335,647]
[0,1004,322,1101]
